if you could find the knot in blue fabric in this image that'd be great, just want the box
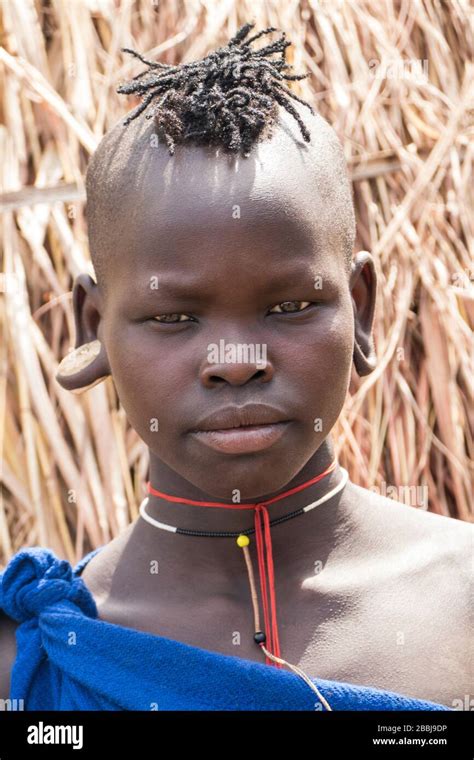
[0,547,98,623]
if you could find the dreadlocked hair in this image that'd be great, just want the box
[116,22,314,157]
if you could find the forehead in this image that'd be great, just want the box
[92,107,353,297]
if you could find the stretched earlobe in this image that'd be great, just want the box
[350,251,377,377]
[353,336,377,377]
[55,273,112,393]
[55,339,110,394]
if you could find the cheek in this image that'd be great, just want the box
[319,320,353,426]
[103,321,189,441]
[280,307,353,426]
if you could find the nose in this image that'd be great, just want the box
[199,340,274,387]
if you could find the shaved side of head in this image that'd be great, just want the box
[85,101,355,298]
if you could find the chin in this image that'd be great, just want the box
[178,453,309,501]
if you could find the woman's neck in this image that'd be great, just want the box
[104,436,353,609]
[143,437,341,535]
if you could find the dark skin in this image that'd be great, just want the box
[1,109,471,708]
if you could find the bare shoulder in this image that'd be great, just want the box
[341,480,472,644]
[343,479,472,565]
[308,481,472,705]
[78,524,135,602]
[0,611,19,704]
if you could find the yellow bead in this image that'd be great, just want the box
[237,534,249,547]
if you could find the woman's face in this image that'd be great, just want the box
[94,128,362,500]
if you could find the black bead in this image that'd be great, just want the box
[254,631,266,644]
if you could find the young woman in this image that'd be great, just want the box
[0,24,469,711]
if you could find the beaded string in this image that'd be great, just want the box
[146,460,337,663]
[141,461,349,709]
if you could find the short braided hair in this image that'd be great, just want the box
[116,22,314,157]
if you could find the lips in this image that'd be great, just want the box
[190,403,290,432]
[189,403,291,454]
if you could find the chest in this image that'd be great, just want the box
[83,556,467,709]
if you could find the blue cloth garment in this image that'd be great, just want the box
[0,546,451,711]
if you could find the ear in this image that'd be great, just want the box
[350,251,377,377]
[55,273,112,392]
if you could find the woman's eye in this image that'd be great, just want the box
[149,314,193,324]
[146,302,316,324]
[268,300,313,314]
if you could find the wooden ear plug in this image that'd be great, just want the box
[55,339,108,394]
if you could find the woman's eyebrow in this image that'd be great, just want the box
[133,277,214,301]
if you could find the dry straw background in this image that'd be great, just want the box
[0,0,472,566]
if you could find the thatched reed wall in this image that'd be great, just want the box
[0,1,472,563]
